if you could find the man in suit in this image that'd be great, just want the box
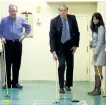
[49,5,80,93]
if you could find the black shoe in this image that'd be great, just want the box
[12,84,23,89]
[65,86,71,91]
[59,88,65,94]
[91,89,101,96]
[2,84,11,89]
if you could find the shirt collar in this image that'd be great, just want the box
[61,17,67,22]
[8,16,17,20]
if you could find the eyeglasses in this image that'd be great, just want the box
[9,11,17,13]
[59,10,67,12]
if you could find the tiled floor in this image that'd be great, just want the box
[0,81,106,105]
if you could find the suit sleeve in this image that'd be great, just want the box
[49,19,56,53]
[73,16,80,47]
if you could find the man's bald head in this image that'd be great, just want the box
[58,5,68,11]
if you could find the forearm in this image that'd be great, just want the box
[24,25,31,36]
[73,33,80,47]
[50,38,56,53]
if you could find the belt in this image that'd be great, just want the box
[6,39,19,42]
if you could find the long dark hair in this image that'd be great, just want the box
[90,12,105,32]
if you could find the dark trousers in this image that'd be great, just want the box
[4,40,22,86]
[57,40,74,88]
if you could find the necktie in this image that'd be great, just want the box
[61,19,67,44]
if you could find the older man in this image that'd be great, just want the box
[49,5,80,93]
[0,4,31,89]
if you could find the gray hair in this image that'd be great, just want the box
[9,4,18,10]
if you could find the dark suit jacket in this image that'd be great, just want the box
[49,14,80,53]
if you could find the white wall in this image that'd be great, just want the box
[0,0,97,81]
[97,1,106,92]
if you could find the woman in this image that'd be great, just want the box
[88,12,106,96]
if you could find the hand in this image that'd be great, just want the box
[94,54,97,62]
[19,35,25,42]
[89,41,92,49]
[52,51,58,61]
[1,37,6,44]
[71,47,77,54]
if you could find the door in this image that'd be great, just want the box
[73,16,89,81]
